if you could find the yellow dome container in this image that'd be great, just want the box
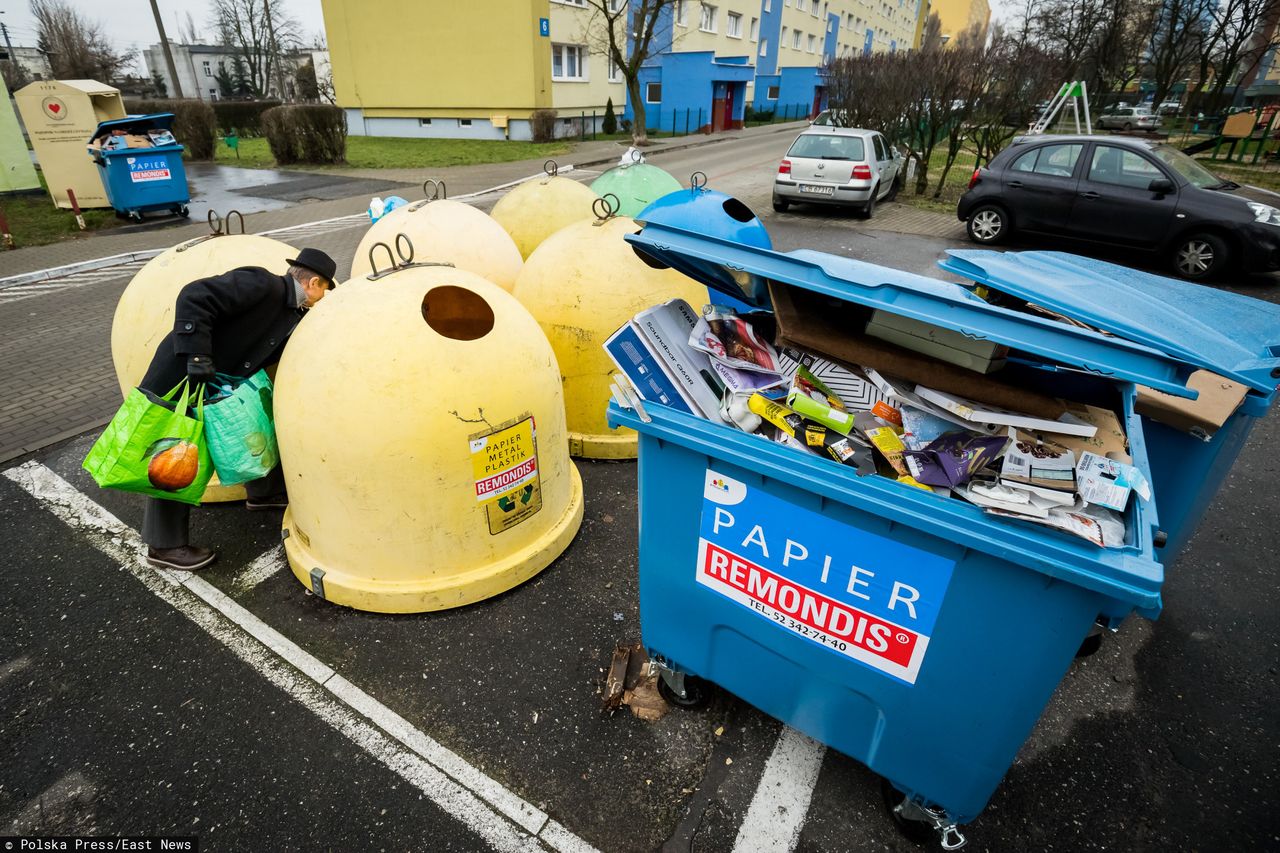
[111,230,299,502]
[349,199,523,291]
[490,164,599,260]
[274,263,585,613]
[512,213,709,459]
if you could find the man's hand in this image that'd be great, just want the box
[187,354,216,385]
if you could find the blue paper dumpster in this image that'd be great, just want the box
[607,197,1280,846]
[88,113,190,220]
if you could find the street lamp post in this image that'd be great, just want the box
[147,0,185,98]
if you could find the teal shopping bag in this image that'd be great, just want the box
[83,381,213,505]
[204,370,279,485]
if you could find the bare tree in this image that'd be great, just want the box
[580,0,679,145]
[1198,0,1280,111]
[210,0,299,99]
[2,60,31,92]
[31,0,134,81]
[1147,0,1212,109]
[176,11,202,45]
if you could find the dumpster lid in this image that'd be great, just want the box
[939,250,1280,394]
[89,112,177,142]
[626,222,1204,398]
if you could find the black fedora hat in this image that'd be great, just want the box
[287,247,338,285]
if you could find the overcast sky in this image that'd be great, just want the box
[2,0,1024,75]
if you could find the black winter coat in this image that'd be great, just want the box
[140,266,305,396]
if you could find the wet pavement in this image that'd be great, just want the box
[177,163,414,223]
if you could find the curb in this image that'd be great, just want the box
[571,120,808,170]
[0,415,112,467]
[0,250,163,290]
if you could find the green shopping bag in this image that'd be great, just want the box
[83,380,213,505]
[204,370,279,486]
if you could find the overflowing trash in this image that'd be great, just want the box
[367,195,409,223]
[608,298,1154,548]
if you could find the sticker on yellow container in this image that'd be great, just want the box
[470,414,543,534]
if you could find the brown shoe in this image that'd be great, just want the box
[246,493,289,511]
[146,545,217,571]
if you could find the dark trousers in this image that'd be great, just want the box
[142,466,285,549]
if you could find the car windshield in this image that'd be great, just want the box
[788,134,865,161]
[1149,144,1222,189]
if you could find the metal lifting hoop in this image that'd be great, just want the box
[690,171,708,190]
[410,180,449,212]
[592,193,620,225]
[367,241,397,278]
[394,233,415,265]
[543,159,560,180]
[367,234,453,280]
[177,208,246,252]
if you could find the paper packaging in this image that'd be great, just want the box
[853,412,910,476]
[787,368,856,434]
[800,422,878,475]
[1076,451,1151,512]
[603,322,696,416]
[865,310,1009,374]
[690,307,784,375]
[1001,430,1076,493]
[915,385,1099,438]
[769,280,1065,418]
[776,347,890,411]
[748,394,804,438]
[901,406,959,451]
[1136,370,1248,440]
[633,300,727,422]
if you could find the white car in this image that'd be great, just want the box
[772,126,903,218]
[1097,107,1161,132]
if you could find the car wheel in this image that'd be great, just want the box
[772,194,789,213]
[1172,233,1230,280]
[1123,122,1133,131]
[966,204,1009,244]
[860,187,877,219]
[886,173,901,202]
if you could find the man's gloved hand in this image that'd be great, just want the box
[186,354,216,385]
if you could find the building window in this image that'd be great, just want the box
[209,89,218,99]
[796,0,805,10]
[759,38,768,56]
[552,0,586,6]
[767,84,780,99]
[202,60,212,77]
[727,12,742,37]
[608,57,621,82]
[608,0,625,10]
[827,20,832,32]
[780,26,788,46]
[750,17,759,41]
[847,12,854,28]
[459,119,473,127]
[764,0,771,10]
[646,82,662,103]
[552,43,587,81]
[676,0,687,26]
[699,3,717,32]
[792,29,801,49]
[807,33,816,52]
[419,118,432,126]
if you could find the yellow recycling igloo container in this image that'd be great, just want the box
[349,198,523,290]
[111,228,299,502]
[512,212,709,459]
[274,263,585,613]
[490,162,599,260]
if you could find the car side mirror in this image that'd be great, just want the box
[1149,178,1175,195]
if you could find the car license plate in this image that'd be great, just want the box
[800,184,834,196]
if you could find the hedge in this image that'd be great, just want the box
[261,104,347,165]
[123,99,217,160]
[212,100,281,137]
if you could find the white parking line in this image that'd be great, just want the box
[231,543,289,592]
[732,726,827,853]
[3,461,597,853]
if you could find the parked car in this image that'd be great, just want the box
[1097,107,1161,132]
[773,126,904,218]
[956,134,1280,279]
[1157,100,1182,116]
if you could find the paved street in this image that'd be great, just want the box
[1,130,1278,852]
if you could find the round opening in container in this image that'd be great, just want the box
[422,285,495,341]
[722,198,758,223]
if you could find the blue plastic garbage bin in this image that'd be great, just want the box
[607,205,1280,843]
[88,113,190,220]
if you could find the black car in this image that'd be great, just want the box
[956,134,1280,279]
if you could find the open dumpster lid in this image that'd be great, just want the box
[940,250,1280,395]
[88,112,177,143]
[626,222,1205,398]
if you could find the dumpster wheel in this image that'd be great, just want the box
[881,778,967,850]
[656,670,711,710]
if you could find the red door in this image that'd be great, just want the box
[724,84,736,130]
[812,87,824,118]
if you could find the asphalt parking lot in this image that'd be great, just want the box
[2,137,1279,851]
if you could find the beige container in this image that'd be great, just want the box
[14,79,125,209]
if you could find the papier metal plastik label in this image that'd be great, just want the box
[696,468,955,684]
[469,414,542,535]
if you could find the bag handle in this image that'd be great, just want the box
[163,379,205,422]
